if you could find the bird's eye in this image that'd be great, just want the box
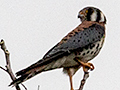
[85,10,88,13]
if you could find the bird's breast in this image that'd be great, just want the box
[75,36,105,62]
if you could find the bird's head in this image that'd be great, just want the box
[78,7,106,24]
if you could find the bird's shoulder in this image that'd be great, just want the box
[59,21,105,45]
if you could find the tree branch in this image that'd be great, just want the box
[38,85,40,90]
[0,66,7,72]
[0,39,27,90]
[78,68,89,90]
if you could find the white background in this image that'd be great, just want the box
[0,0,119,90]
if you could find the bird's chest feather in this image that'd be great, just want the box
[75,36,105,62]
[62,36,105,67]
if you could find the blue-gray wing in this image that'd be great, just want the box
[43,24,105,61]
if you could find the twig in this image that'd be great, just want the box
[38,85,40,90]
[0,39,27,90]
[78,68,89,90]
[0,66,7,72]
[0,39,20,90]
[21,84,27,90]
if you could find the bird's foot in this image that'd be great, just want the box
[75,58,94,72]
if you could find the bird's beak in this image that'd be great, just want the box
[77,13,84,19]
[78,14,80,18]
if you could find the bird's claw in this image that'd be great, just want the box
[82,62,94,71]
[75,58,94,72]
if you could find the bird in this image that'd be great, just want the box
[10,6,106,90]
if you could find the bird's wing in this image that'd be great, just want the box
[16,21,105,77]
[43,21,105,62]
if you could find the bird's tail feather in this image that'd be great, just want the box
[16,59,45,77]
[9,59,51,86]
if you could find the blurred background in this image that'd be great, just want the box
[0,0,119,90]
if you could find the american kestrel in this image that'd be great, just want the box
[10,7,106,90]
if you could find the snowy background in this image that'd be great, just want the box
[0,0,120,90]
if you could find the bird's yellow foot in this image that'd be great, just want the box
[75,58,94,72]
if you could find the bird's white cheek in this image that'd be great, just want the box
[91,12,97,21]
[99,12,105,22]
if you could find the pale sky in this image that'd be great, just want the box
[0,0,120,90]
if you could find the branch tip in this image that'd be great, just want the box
[0,39,24,90]
[5,50,9,55]
[0,39,4,45]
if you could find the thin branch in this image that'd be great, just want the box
[0,39,27,90]
[0,39,20,90]
[79,68,89,90]
[21,84,27,90]
[38,85,40,90]
[0,66,7,72]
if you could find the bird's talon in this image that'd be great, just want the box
[74,58,94,72]
[85,63,94,71]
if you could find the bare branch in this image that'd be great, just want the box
[38,85,40,90]
[79,68,89,90]
[0,66,7,72]
[21,84,27,90]
[0,39,25,90]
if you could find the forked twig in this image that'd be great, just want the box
[0,39,27,90]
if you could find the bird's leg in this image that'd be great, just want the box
[74,57,94,72]
[67,68,74,90]
[68,73,74,90]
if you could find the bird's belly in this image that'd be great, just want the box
[62,53,79,67]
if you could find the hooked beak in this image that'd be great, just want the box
[77,13,84,18]
[78,14,80,18]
